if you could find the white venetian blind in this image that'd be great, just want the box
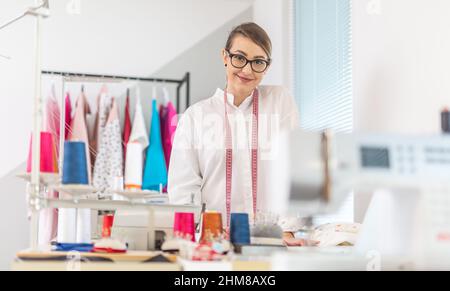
[293,0,354,224]
[295,0,353,133]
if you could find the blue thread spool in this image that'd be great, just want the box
[62,141,89,185]
[230,213,251,245]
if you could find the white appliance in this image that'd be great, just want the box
[111,204,201,251]
[270,129,450,270]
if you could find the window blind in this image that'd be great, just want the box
[295,0,353,133]
[293,0,354,224]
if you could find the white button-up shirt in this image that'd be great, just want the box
[168,86,301,231]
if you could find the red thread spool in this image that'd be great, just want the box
[173,212,196,242]
[26,132,58,173]
[102,214,115,238]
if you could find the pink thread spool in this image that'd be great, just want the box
[26,132,58,173]
[173,212,196,242]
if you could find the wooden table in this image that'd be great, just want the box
[12,250,180,271]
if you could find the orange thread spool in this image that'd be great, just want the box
[200,212,224,243]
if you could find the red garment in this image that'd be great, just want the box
[123,95,132,163]
[65,93,72,140]
[159,101,178,169]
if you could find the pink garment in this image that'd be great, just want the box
[39,88,61,245]
[46,93,60,153]
[26,131,59,245]
[123,95,132,165]
[160,101,178,169]
[69,93,92,183]
[26,132,58,173]
[65,93,72,140]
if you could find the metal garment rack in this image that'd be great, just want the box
[41,70,191,200]
[41,70,191,114]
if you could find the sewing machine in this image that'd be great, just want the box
[269,129,450,270]
[111,204,201,251]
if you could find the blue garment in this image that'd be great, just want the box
[143,99,168,191]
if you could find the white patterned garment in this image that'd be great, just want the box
[93,98,123,191]
[90,88,112,167]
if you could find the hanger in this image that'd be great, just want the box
[163,87,170,106]
[50,79,57,100]
[136,85,142,105]
[152,85,157,101]
[99,83,109,99]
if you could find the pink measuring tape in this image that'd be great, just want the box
[224,89,259,227]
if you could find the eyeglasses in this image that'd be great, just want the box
[225,50,271,73]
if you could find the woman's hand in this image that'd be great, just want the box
[283,232,319,247]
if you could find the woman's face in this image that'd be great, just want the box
[222,35,270,94]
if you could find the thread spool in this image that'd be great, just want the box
[61,141,91,244]
[102,214,115,238]
[173,212,195,242]
[26,132,58,173]
[230,213,251,245]
[200,212,223,243]
[124,142,143,190]
[442,108,450,134]
[62,141,89,185]
[57,208,77,243]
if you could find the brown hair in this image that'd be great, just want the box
[225,22,272,61]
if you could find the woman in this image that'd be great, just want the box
[168,22,305,245]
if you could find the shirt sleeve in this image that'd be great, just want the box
[279,216,303,233]
[168,109,203,206]
[278,87,303,232]
[279,87,300,131]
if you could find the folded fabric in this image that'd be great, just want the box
[143,99,168,191]
[53,243,94,253]
[93,97,124,191]
[311,223,362,247]
[93,239,127,254]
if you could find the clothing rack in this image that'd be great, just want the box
[41,70,191,198]
[41,70,191,114]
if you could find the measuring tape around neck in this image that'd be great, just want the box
[224,89,259,227]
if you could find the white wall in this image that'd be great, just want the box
[253,0,294,92]
[155,7,253,106]
[0,0,255,176]
[352,0,450,222]
[353,0,450,135]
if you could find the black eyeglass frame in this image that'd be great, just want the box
[225,49,271,73]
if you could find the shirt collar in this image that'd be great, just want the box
[214,88,255,110]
